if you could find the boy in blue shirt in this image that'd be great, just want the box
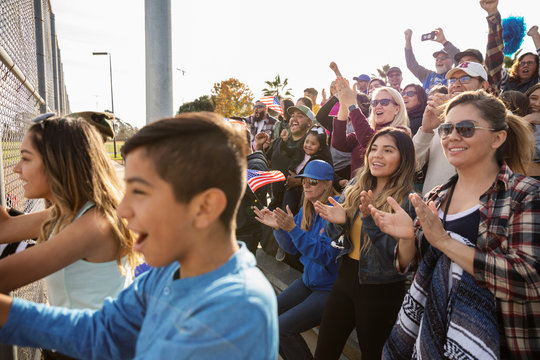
[0,113,278,359]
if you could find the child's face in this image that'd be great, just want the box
[303,134,321,156]
[118,147,195,267]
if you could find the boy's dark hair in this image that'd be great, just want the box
[122,112,247,231]
[297,97,313,109]
[304,88,318,97]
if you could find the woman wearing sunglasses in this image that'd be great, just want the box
[254,160,339,360]
[370,91,539,359]
[401,83,428,135]
[313,127,416,360]
[332,77,409,177]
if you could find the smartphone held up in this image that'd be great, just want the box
[421,31,436,41]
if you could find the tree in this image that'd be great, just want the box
[103,110,138,141]
[372,64,390,83]
[177,95,214,114]
[503,49,522,70]
[262,74,293,100]
[211,78,254,117]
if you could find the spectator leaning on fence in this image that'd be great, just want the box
[0,116,138,311]
[0,113,279,359]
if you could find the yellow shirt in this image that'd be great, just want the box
[348,215,363,260]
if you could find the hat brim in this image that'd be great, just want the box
[295,173,333,181]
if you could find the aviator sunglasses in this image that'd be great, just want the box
[438,120,495,139]
[371,99,397,107]
[401,90,417,98]
[302,178,320,186]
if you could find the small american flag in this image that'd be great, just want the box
[259,96,283,116]
[224,118,247,129]
[247,169,286,193]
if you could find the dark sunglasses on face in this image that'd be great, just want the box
[254,104,266,109]
[302,178,319,186]
[401,90,417,97]
[371,99,397,107]
[438,120,495,139]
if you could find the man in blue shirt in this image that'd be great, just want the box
[0,113,278,359]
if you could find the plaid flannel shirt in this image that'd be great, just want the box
[401,164,540,358]
[485,11,505,92]
[244,114,277,143]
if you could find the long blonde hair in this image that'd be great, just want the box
[300,180,337,231]
[368,87,410,129]
[342,128,416,255]
[28,117,139,271]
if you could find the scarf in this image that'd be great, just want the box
[383,232,500,360]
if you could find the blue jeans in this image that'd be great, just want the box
[278,278,330,360]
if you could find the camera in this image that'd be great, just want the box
[421,31,436,41]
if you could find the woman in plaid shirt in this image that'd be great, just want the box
[370,90,539,359]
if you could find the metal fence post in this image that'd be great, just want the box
[34,0,48,114]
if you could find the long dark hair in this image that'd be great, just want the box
[403,83,428,115]
[342,127,416,218]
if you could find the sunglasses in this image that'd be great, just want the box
[448,75,480,86]
[371,99,397,107]
[401,90,417,98]
[253,104,266,109]
[438,120,495,139]
[519,60,536,67]
[302,178,320,186]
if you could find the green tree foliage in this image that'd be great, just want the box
[372,64,390,83]
[103,110,138,141]
[211,78,254,117]
[177,95,214,114]
[503,49,522,70]
[262,74,293,100]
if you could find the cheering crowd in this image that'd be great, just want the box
[0,0,538,359]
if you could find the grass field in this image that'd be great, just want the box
[104,141,125,161]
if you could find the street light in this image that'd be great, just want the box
[92,51,117,158]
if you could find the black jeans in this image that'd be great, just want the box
[314,256,405,360]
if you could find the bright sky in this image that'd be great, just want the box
[51,0,540,129]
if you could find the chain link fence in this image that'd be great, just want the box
[1,1,70,358]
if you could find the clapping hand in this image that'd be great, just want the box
[408,193,448,250]
[359,190,375,218]
[253,207,279,230]
[314,197,347,225]
[273,206,296,232]
[369,196,414,240]
[422,93,448,133]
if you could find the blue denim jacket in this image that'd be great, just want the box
[324,191,416,284]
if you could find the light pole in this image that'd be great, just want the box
[92,51,117,158]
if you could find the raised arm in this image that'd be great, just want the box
[404,29,431,83]
[481,0,505,88]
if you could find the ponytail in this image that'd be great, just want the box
[502,113,533,175]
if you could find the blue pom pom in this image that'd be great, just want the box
[502,16,526,56]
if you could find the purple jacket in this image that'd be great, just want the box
[331,108,388,177]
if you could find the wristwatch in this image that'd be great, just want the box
[348,104,358,112]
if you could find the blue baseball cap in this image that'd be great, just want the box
[295,160,334,181]
[353,74,370,82]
